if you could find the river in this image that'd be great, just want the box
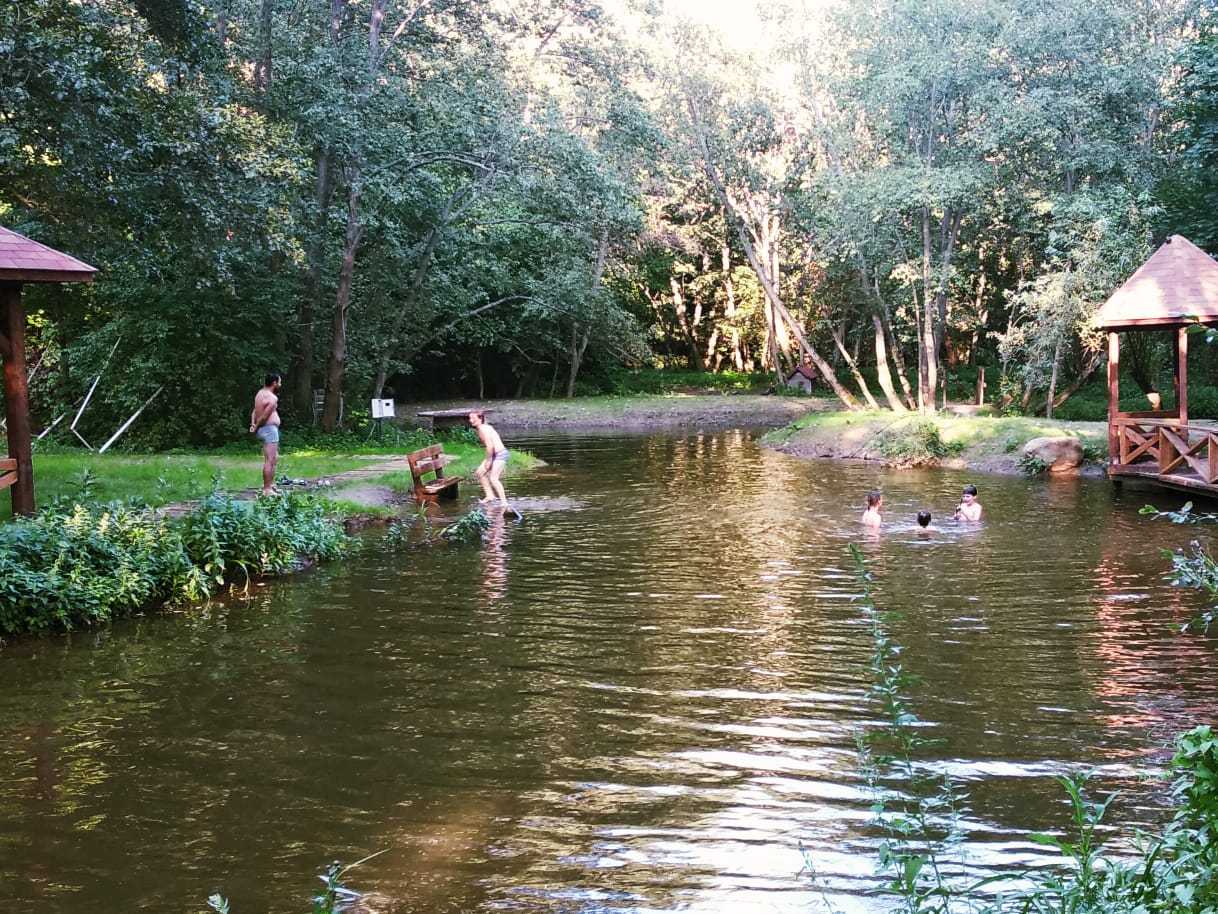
[2,430,1216,913]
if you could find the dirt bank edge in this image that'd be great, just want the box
[761,410,1110,477]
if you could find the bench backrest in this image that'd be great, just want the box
[407,445,445,481]
[0,458,15,492]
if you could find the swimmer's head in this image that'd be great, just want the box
[917,510,931,528]
[866,490,882,508]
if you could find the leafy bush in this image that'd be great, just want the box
[875,418,955,465]
[1018,452,1050,475]
[0,493,346,637]
[439,507,490,543]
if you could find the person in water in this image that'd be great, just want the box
[861,490,883,527]
[953,484,983,521]
[916,510,934,531]
[469,410,510,506]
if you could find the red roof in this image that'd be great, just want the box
[787,363,816,381]
[1098,235,1218,329]
[0,227,96,283]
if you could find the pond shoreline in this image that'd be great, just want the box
[759,409,1110,477]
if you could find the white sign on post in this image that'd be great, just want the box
[370,399,395,419]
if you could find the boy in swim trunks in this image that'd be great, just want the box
[250,372,282,496]
[469,410,509,506]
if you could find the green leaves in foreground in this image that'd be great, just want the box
[848,545,1218,914]
[439,508,491,544]
[0,493,346,637]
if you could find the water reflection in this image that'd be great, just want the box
[1,431,1216,913]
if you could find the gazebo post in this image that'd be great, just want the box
[1176,325,1188,424]
[1,282,34,515]
[1107,331,1120,463]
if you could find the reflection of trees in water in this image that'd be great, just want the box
[1089,542,1218,748]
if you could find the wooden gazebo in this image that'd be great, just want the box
[1100,235,1218,494]
[0,227,96,516]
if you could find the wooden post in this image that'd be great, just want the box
[1,282,34,515]
[1107,331,1120,464]
[975,366,986,405]
[1177,325,1189,425]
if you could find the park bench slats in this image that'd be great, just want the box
[0,458,15,492]
[407,445,462,503]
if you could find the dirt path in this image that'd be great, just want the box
[405,394,833,431]
[159,456,412,517]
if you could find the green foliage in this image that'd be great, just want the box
[439,508,490,544]
[604,368,769,396]
[875,419,957,466]
[1018,452,1050,476]
[0,493,346,637]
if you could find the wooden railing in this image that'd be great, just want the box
[1112,418,1218,484]
[0,458,15,492]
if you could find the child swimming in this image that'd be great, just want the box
[861,490,883,528]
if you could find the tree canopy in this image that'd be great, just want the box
[1,0,1214,444]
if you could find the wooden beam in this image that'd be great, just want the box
[1107,331,1120,463]
[1178,325,1189,424]
[1,283,34,515]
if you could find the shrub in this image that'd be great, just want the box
[1018,452,1049,475]
[0,493,346,637]
[875,418,954,465]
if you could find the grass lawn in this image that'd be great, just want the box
[3,435,540,520]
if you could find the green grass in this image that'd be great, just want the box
[3,430,540,521]
[601,367,770,396]
[761,408,1107,463]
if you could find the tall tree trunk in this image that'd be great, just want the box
[685,100,856,407]
[830,321,880,409]
[722,236,743,371]
[1045,338,1063,419]
[872,314,907,412]
[293,149,336,417]
[873,276,915,409]
[565,323,591,397]
[321,175,363,431]
[671,276,704,371]
[920,208,938,412]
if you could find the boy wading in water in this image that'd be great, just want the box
[250,372,282,496]
[953,484,983,521]
[469,411,509,506]
[861,490,883,528]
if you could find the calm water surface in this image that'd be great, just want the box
[2,431,1217,913]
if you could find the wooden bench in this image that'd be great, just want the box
[0,458,16,492]
[407,444,462,503]
[416,408,492,432]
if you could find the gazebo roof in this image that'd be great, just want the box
[1098,235,1218,329]
[0,227,96,284]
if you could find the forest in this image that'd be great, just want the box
[3,0,1217,446]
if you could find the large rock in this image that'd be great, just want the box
[1022,436,1084,474]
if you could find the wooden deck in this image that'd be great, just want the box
[1109,417,1218,496]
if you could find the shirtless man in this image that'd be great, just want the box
[953,484,983,521]
[249,372,282,496]
[469,410,509,506]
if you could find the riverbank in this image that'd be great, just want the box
[4,436,541,520]
[762,409,1109,475]
[405,393,831,431]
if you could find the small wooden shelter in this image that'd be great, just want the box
[1100,235,1218,494]
[0,227,97,516]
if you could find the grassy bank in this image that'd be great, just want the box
[3,429,539,520]
[763,409,1108,473]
